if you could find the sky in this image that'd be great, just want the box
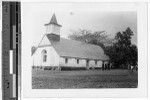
[22,2,137,48]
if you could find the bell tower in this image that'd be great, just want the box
[45,14,62,41]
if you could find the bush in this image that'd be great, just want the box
[44,67,52,70]
[61,66,86,71]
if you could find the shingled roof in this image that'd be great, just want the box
[46,34,109,60]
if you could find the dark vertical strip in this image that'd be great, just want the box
[2,2,10,100]
[10,4,12,50]
[17,2,21,100]
[10,2,16,50]
[16,2,20,100]
[16,2,18,33]
[16,44,18,100]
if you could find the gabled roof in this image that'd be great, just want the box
[44,14,62,27]
[46,34,109,60]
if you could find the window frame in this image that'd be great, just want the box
[65,58,68,64]
[95,60,97,65]
[42,49,47,62]
[77,59,79,64]
[86,59,89,66]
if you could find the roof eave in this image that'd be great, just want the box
[44,23,62,27]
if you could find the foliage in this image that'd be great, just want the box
[69,27,138,69]
[105,27,138,68]
[68,29,113,49]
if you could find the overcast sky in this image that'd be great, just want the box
[22,2,137,47]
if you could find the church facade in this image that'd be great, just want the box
[32,14,110,70]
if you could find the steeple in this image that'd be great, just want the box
[50,14,57,23]
[44,14,62,39]
[45,14,62,27]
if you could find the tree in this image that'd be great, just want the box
[68,29,113,49]
[105,27,138,69]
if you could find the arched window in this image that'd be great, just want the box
[42,50,47,62]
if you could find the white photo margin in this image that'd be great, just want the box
[21,1,148,98]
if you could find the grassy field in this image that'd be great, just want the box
[32,69,138,89]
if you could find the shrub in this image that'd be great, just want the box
[61,66,86,71]
[44,67,52,70]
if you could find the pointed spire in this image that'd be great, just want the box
[50,14,58,24]
[45,14,62,27]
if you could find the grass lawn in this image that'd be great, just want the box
[32,69,138,89]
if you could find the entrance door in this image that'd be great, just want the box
[86,60,89,68]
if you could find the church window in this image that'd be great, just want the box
[77,59,79,64]
[86,60,89,66]
[65,58,68,64]
[42,49,47,62]
[95,60,97,65]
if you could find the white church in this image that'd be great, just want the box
[31,14,110,70]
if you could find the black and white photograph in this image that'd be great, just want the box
[1,0,150,99]
[23,2,138,89]
[21,1,147,98]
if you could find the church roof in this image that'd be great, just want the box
[46,34,109,60]
[45,14,62,26]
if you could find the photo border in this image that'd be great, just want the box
[21,1,148,98]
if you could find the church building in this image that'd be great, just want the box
[31,14,109,70]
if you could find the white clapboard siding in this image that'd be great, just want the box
[32,46,59,66]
